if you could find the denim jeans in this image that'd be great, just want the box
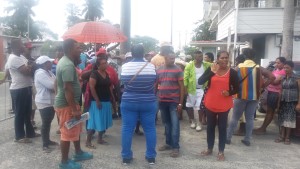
[159,102,180,149]
[10,87,35,140]
[39,106,55,147]
[227,99,258,142]
[206,109,229,152]
[121,101,157,159]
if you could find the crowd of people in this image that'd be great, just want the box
[1,37,300,169]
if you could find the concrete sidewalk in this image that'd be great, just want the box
[0,111,300,169]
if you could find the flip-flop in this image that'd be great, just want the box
[284,138,291,145]
[200,149,212,156]
[85,143,96,149]
[97,140,109,145]
[217,152,225,161]
[274,137,284,143]
[14,138,32,143]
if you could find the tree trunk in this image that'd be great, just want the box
[120,0,131,55]
[281,0,295,60]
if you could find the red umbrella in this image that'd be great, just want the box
[62,21,127,43]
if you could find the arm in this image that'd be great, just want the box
[183,64,190,94]
[36,71,55,90]
[107,43,120,52]
[81,69,93,81]
[296,79,300,112]
[198,67,214,85]
[18,64,33,76]
[89,76,101,109]
[64,82,81,119]
[54,79,57,95]
[109,84,116,113]
[260,67,275,88]
[228,69,239,96]
[0,69,9,84]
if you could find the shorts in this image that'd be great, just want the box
[186,89,204,110]
[266,91,280,110]
[55,105,82,142]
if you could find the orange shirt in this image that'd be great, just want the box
[204,70,233,113]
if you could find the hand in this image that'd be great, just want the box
[96,101,102,109]
[221,90,229,97]
[177,104,183,117]
[211,62,219,74]
[72,110,81,120]
[296,103,300,112]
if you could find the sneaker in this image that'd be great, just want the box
[145,157,155,165]
[190,121,196,129]
[122,158,132,165]
[196,125,202,132]
[241,140,250,146]
[43,146,52,153]
[158,145,172,151]
[59,160,81,169]
[225,140,231,145]
[72,151,93,162]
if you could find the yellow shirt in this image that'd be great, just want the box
[151,54,165,68]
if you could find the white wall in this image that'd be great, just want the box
[238,8,283,34]
[217,10,235,40]
[293,40,300,61]
[264,35,280,61]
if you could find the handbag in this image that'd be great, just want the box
[83,82,92,110]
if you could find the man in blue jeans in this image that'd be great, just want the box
[157,51,184,157]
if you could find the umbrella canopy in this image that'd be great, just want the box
[62,21,127,43]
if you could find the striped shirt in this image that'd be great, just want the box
[157,65,183,103]
[121,59,157,103]
[237,60,262,100]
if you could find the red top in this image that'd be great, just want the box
[84,63,119,86]
[204,70,233,113]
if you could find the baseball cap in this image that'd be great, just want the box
[96,48,106,56]
[125,52,132,58]
[24,42,33,49]
[36,55,54,64]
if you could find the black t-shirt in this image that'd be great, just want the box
[90,70,111,102]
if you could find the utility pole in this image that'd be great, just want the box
[120,0,131,55]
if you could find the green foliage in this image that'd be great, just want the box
[192,20,216,41]
[82,0,104,21]
[0,0,57,40]
[131,36,159,53]
[66,3,83,28]
[183,46,199,56]
[40,40,62,58]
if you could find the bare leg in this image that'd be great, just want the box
[73,137,82,154]
[60,140,70,163]
[254,106,274,134]
[186,107,194,123]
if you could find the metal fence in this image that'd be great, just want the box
[0,80,14,122]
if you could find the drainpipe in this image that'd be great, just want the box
[233,0,239,60]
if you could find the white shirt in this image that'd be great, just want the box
[195,65,204,89]
[6,54,32,89]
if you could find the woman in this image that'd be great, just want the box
[86,56,115,148]
[198,51,239,161]
[34,55,58,153]
[121,44,157,165]
[275,61,300,145]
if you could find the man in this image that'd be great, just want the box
[55,39,92,169]
[151,42,174,68]
[157,51,184,158]
[6,39,39,143]
[226,48,275,146]
[51,46,64,75]
[184,50,211,131]
[203,52,214,63]
[145,51,156,62]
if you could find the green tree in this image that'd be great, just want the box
[183,46,198,56]
[82,0,104,21]
[192,20,216,41]
[40,40,62,58]
[131,36,159,53]
[0,0,57,40]
[66,3,83,28]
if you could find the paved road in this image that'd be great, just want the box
[0,110,300,169]
[0,82,13,121]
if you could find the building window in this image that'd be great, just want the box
[255,0,266,8]
[295,0,300,7]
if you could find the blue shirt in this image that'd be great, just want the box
[78,53,87,70]
[121,59,157,103]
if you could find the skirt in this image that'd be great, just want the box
[278,101,297,128]
[87,101,113,131]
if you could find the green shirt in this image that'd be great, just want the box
[54,56,81,108]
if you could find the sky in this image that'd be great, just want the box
[0,0,203,50]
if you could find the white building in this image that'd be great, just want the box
[201,0,300,62]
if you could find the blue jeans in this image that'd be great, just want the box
[206,109,229,152]
[227,99,258,142]
[159,102,180,149]
[10,87,35,140]
[121,101,157,159]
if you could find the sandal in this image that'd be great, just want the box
[217,152,225,161]
[274,137,284,143]
[170,149,179,158]
[200,149,212,156]
[85,143,96,149]
[97,140,109,145]
[284,138,291,145]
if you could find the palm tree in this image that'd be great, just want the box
[4,0,38,38]
[281,0,296,60]
[82,0,104,21]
